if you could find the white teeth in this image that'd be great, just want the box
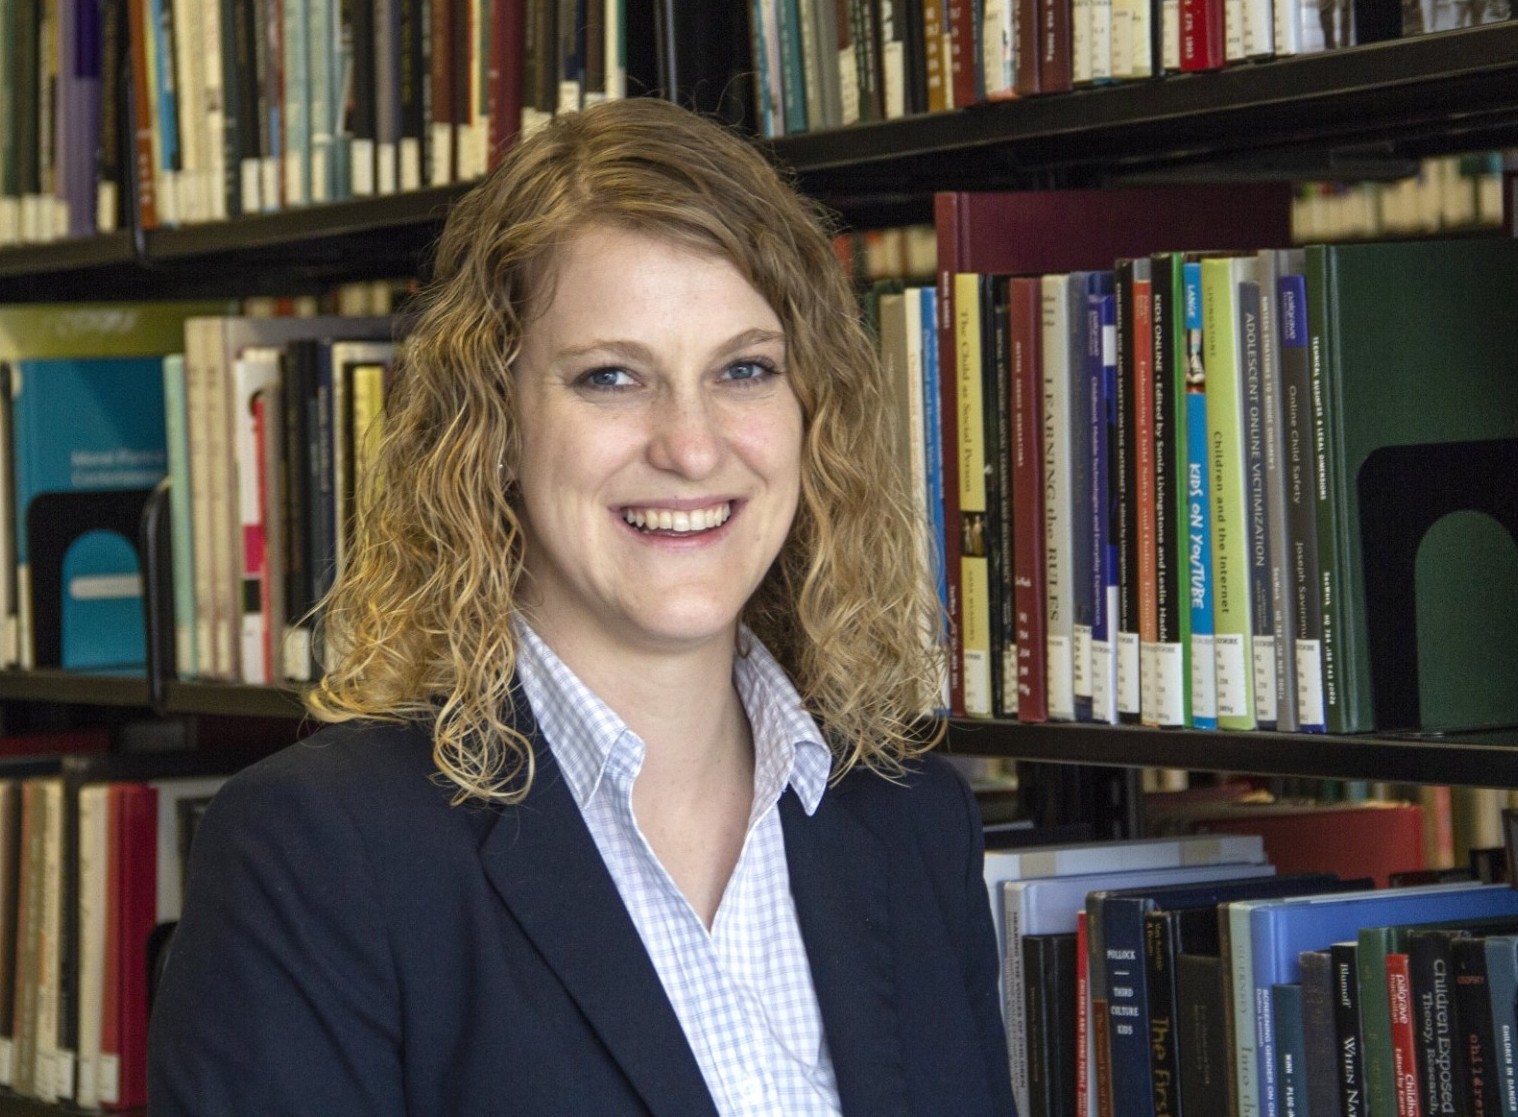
[623,503,731,534]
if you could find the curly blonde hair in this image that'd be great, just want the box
[308,97,944,803]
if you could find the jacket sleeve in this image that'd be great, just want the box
[147,752,405,1117]
[949,763,1019,1116]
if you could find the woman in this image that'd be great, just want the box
[148,97,1015,1117]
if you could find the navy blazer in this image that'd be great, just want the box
[148,709,1016,1116]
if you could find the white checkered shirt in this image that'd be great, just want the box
[514,621,843,1117]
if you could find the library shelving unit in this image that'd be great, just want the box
[1,17,1517,1117]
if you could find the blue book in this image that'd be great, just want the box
[921,285,949,713]
[1182,262,1217,730]
[1485,935,1518,1117]
[1244,883,1518,1117]
[1089,283,1118,724]
[10,356,169,671]
[1273,983,1309,1117]
[1089,871,1363,1117]
[1068,271,1099,722]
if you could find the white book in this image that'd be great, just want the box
[74,785,111,1111]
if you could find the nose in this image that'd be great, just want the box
[646,389,724,479]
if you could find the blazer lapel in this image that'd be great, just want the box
[477,728,718,1117]
[782,785,911,1117]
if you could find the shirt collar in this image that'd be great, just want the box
[513,620,831,819]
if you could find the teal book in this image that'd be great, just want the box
[1272,983,1309,1117]
[1304,238,1518,733]
[10,356,169,671]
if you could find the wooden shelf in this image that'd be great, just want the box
[946,719,1518,788]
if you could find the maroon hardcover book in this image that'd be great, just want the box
[489,0,525,164]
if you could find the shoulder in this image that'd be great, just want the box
[202,718,473,855]
[826,751,978,857]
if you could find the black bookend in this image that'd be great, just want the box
[26,486,156,670]
[1358,437,1518,731]
[139,479,176,712]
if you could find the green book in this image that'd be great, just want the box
[1150,252,1192,727]
[1305,238,1518,734]
[1200,255,1260,730]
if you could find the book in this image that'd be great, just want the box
[1485,935,1518,1117]
[952,271,994,717]
[1304,239,1518,733]
[9,356,168,672]
[1450,934,1499,1117]
[1273,983,1308,1117]
[1114,258,1146,726]
[1299,948,1345,1117]
[1182,261,1217,731]
[1010,276,1049,722]
[1246,883,1518,1117]
[1148,252,1189,728]
[1330,941,1367,1117]
[1086,272,1117,725]
[1387,951,1422,1117]
[1024,932,1079,1117]
[1199,255,1259,730]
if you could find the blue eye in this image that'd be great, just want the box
[723,359,778,383]
[580,367,635,389]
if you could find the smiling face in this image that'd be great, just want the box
[510,224,804,668]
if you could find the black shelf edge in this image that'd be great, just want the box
[0,232,137,279]
[945,719,1518,787]
[0,671,305,718]
[0,1089,120,1117]
[768,23,1518,207]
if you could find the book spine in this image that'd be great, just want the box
[1041,273,1076,721]
[1014,0,1041,92]
[1239,278,1277,730]
[1406,930,1468,1117]
[1299,950,1344,1117]
[1177,952,1229,1114]
[1256,253,1299,733]
[1199,256,1257,731]
[935,257,965,714]
[1143,911,1185,1117]
[126,0,158,226]
[1274,983,1308,1117]
[1306,245,1362,733]
[1150,253,1189,727]
[1026,933,1080,1117]
[1112,261,1139,724]
[777,0,809,130]
[1361,927,1405,1117]
[163,355,197,678]
[1134,269,1160,727]
[1388,952,1424,1117]
[1331,941,1367,1117]
[1182,262,1217,730]
[1179,0,1222,68]
[1089,284,1118,725]
[1069,274,1095,724]
[945,0,976,105]
[1011,276,1049,722]
[1078,910,1094,1117]
[954,272,993,718]
[1485,936,1518,1117]
[987,276,1017,717]
[1450,935,1498,1117]
[488,0,524,158]
[921,286,950,714]
[1095,894,1158,1117]
[1277,270,1325,732]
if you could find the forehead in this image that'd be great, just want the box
[522,226,782,338]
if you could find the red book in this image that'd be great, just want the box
[1180,0,1226,69]
[1010,276,1048,722]
[126,0,157,228]
[1388,951,1424,1117]
[105,783,157,1112]
[0,728,110,757]
[1039,0,1073,93]
[1146,795,1425,888]
[488,0,526,164]
[1015,0,1043,94]
[946,0,979,106]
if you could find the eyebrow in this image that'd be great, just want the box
[555,328,787,365]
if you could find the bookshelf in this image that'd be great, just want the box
[0,16,1514,1117]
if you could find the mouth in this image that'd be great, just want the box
[621,501,733,536]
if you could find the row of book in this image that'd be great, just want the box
[0,736,234,1111]
[897,187,1518,734]
[748,0,1512,135]
[0,0,626,244]
[1290,152,1512,244]
[986,820,1518,1117]
[0,300,404,684]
